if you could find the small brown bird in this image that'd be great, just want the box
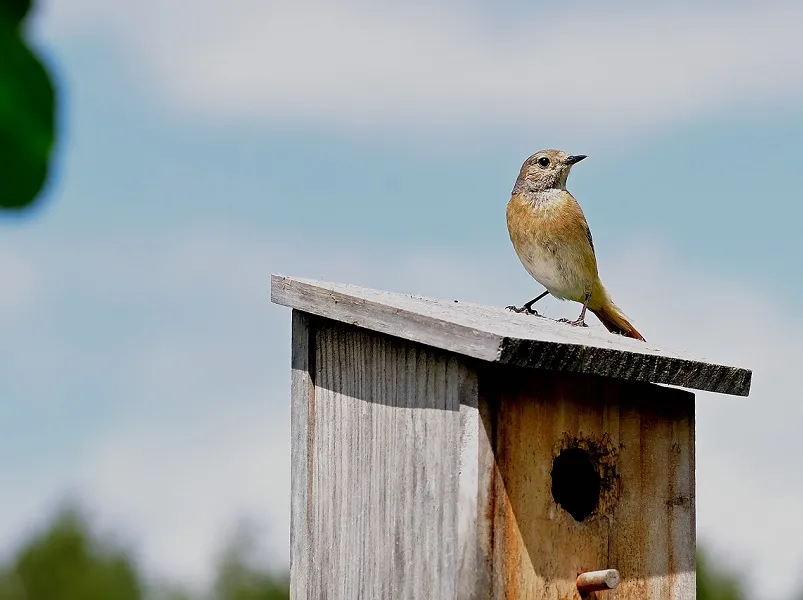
[505,149,645,341]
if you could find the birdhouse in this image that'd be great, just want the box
[271,275,752,600]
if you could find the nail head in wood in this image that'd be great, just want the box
[576,569,621,594]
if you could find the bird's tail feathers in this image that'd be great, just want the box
[589,294,645,342]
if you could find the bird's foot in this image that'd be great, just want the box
[506,304,542,317]
[558,317,588,328]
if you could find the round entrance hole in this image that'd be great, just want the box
[550,447,601,522]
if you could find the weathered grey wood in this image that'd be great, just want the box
[271,274,751,396]
[289,310,313,599]
[457,370,481,600]
[294,318,478,599]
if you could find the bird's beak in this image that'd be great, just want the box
[566,154,586,165]
[565,155,587,165]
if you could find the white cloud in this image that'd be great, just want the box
[38,0,803,141]
[0,227,799,598]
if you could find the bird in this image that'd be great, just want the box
[505,149,645,341]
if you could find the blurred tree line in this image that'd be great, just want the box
[0,506,289,600]
[0,501,775,600]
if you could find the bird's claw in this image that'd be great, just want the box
[558,317,588,328]
[506,305,542,317]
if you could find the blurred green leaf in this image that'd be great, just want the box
[0,0,56,210]
[0,0,30,24]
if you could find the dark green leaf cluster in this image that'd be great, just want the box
[0,0,57,210]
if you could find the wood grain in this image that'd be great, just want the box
[293,318,478,599]
[271,274,751,396]
[478,367,696,600]
[289,310,313,600]
[457,368,482,600]
[288,313,697,599]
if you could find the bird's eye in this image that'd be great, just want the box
[537,157,550,167]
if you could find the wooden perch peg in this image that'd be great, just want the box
[576,569,621,594]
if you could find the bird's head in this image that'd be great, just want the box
[513,149,586,194]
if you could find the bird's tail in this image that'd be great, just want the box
[589,288,645,341]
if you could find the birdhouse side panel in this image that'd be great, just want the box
[291,314,478,600]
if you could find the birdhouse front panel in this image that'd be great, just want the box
[477,368,695,600]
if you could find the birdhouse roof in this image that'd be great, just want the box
[271,275,751,396]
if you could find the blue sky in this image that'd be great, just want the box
[1,0,802,597]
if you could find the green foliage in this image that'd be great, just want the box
[0,505,289,600]
[0,0,57,210]
[211,523,289,600]
[697,548,745,600]
[0,506,142,600]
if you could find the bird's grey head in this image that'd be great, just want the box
[513,149,587,194]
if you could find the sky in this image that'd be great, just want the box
[1,0,802,597]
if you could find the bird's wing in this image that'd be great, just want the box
[560,192,596,256]
[557,191,599,279]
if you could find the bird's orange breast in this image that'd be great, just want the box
[507,193,591,249]
[506,191,599,302]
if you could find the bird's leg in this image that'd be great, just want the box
[506,290,549,316]
[559,293,590,328]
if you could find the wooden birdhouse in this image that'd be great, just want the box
[271,275,752,600]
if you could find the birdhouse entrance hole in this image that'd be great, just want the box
[550,447,601,521]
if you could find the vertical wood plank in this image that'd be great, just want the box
[457,365,480,600]
[290,310,314,599]
[611,388,696,600]
[642,402,672,599]
[611,395,646,600]
[476,372,499,600]
[669,399,696,600]
[305,319,476,600]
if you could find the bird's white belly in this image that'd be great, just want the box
[515,241,589,301]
